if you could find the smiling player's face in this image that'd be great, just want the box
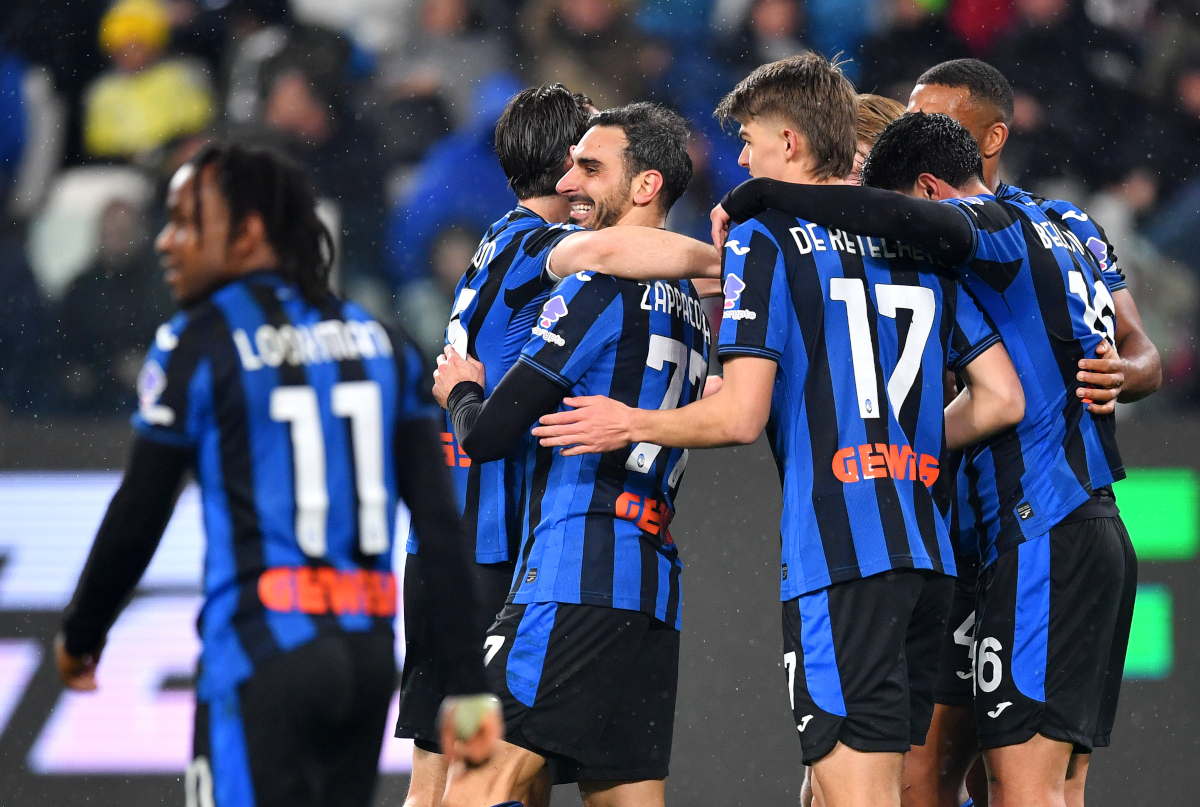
[155,165,239,306]
[555,126,632,230]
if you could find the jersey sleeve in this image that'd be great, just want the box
[946,284,1002,371]
[517,271,622,389]
[716,220,788,363]
[1055,205,1126,292]
[130,313,208,448]
[524,223,583,286]
[941,197,1025,291]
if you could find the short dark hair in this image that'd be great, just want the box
[588,102,694,213]
[715,53,856,181]
[861,112,984,192]
[916,59,1015,125]
[190,143,335,304]
[494,84,593,200]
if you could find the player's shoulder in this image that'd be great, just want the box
[726,216,787,263]
[943,193,1020,232]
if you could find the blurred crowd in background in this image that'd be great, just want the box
[0,0,1198,418]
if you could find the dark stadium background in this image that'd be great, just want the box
[1,0,1198,805]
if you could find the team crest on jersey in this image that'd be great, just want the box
[539,295,568,328]
[1085,237,1108,270]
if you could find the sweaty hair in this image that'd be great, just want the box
[856,93,905,146]
[588,102,694,213]
[861,112,984,192]
[495,84,593,200]
[916,59,1015,125]
[190,143,335,304]
[715,53,857,181]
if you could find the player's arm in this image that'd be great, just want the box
[393,416,489,697]
[435,351,567,463]
[58,438,193,690]
[1076,290,1160,412]
[718,179,976,266]
[944,343,1025,451]
[546,227,721,281]
[531,355,775,454]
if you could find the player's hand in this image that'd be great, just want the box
[55,634,102,691]
[710,203,731,250]
[1076,340,1123,415]
[532,396,636,455]
[433,347,485,409]
[439,693,503,767]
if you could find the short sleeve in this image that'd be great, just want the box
[523,222,583,286]
[946,284,1002,371]
[518,272,622,389]
[716,220,788,363]
[131,313,206,448]
[942,197,1025,290]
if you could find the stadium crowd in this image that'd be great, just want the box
[0,0,1197,417]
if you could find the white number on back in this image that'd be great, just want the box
[828,279,936,420]
[270,380,388,558]
[1068,270,1116,342]
[626,335,706,474]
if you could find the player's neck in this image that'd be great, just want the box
[520,195,571,224]
[983,158,1001,193]
[614,205,666,229]
[765,163,843,186]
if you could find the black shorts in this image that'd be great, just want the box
[395,552,515,751]
[972,515,1136,752]
[486,601,679,783]
[782,569,953,765]
[188,631,396,807]
[934,562,979,707]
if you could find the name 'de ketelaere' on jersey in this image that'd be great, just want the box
[511,272,712,631]
[944,191,1124,566]
[133,272,433,698]
[719,211,1002,602]
[429,206,583,565]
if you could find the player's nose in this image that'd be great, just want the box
[556,169,579,196]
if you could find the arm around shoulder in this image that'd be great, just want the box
[548,227,721,281]
[944,342,1025,451]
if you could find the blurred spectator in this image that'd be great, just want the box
[858,0,969,100]
[0,48,26,199]
[718,0,811,80]
[991,0,1142,189]
[386,73,523,359]
[1142,61,1200,279]
[220,0,293,125]
[0,222,47,413]
[83,0,214,162]
[377,0,506,130]
[521,0,654,109]
[2,0,107,165]
[637,0,718,39]
[53,198,173,415]
[946,0,1016,54]
[240,31,387,287]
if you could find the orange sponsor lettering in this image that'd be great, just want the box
[615,491,675,542]
[257,567,397,617]
[441,432,471,468]
[831,445,939,488]
[832,448,859,483]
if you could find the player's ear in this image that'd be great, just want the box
[631,169,664,208]
[781,127,801,161]
[232,211,270,260]
[980,121,1008,160]
[914,173,940,200]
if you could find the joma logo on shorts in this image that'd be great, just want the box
[832,444,940,488]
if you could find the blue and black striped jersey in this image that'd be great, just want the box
[997,182,1126,293]
[510,272,712,630]
[719,211,1000,601]
[414,206,580,563]
[132,272,432,697]
[946,190,1125,565]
